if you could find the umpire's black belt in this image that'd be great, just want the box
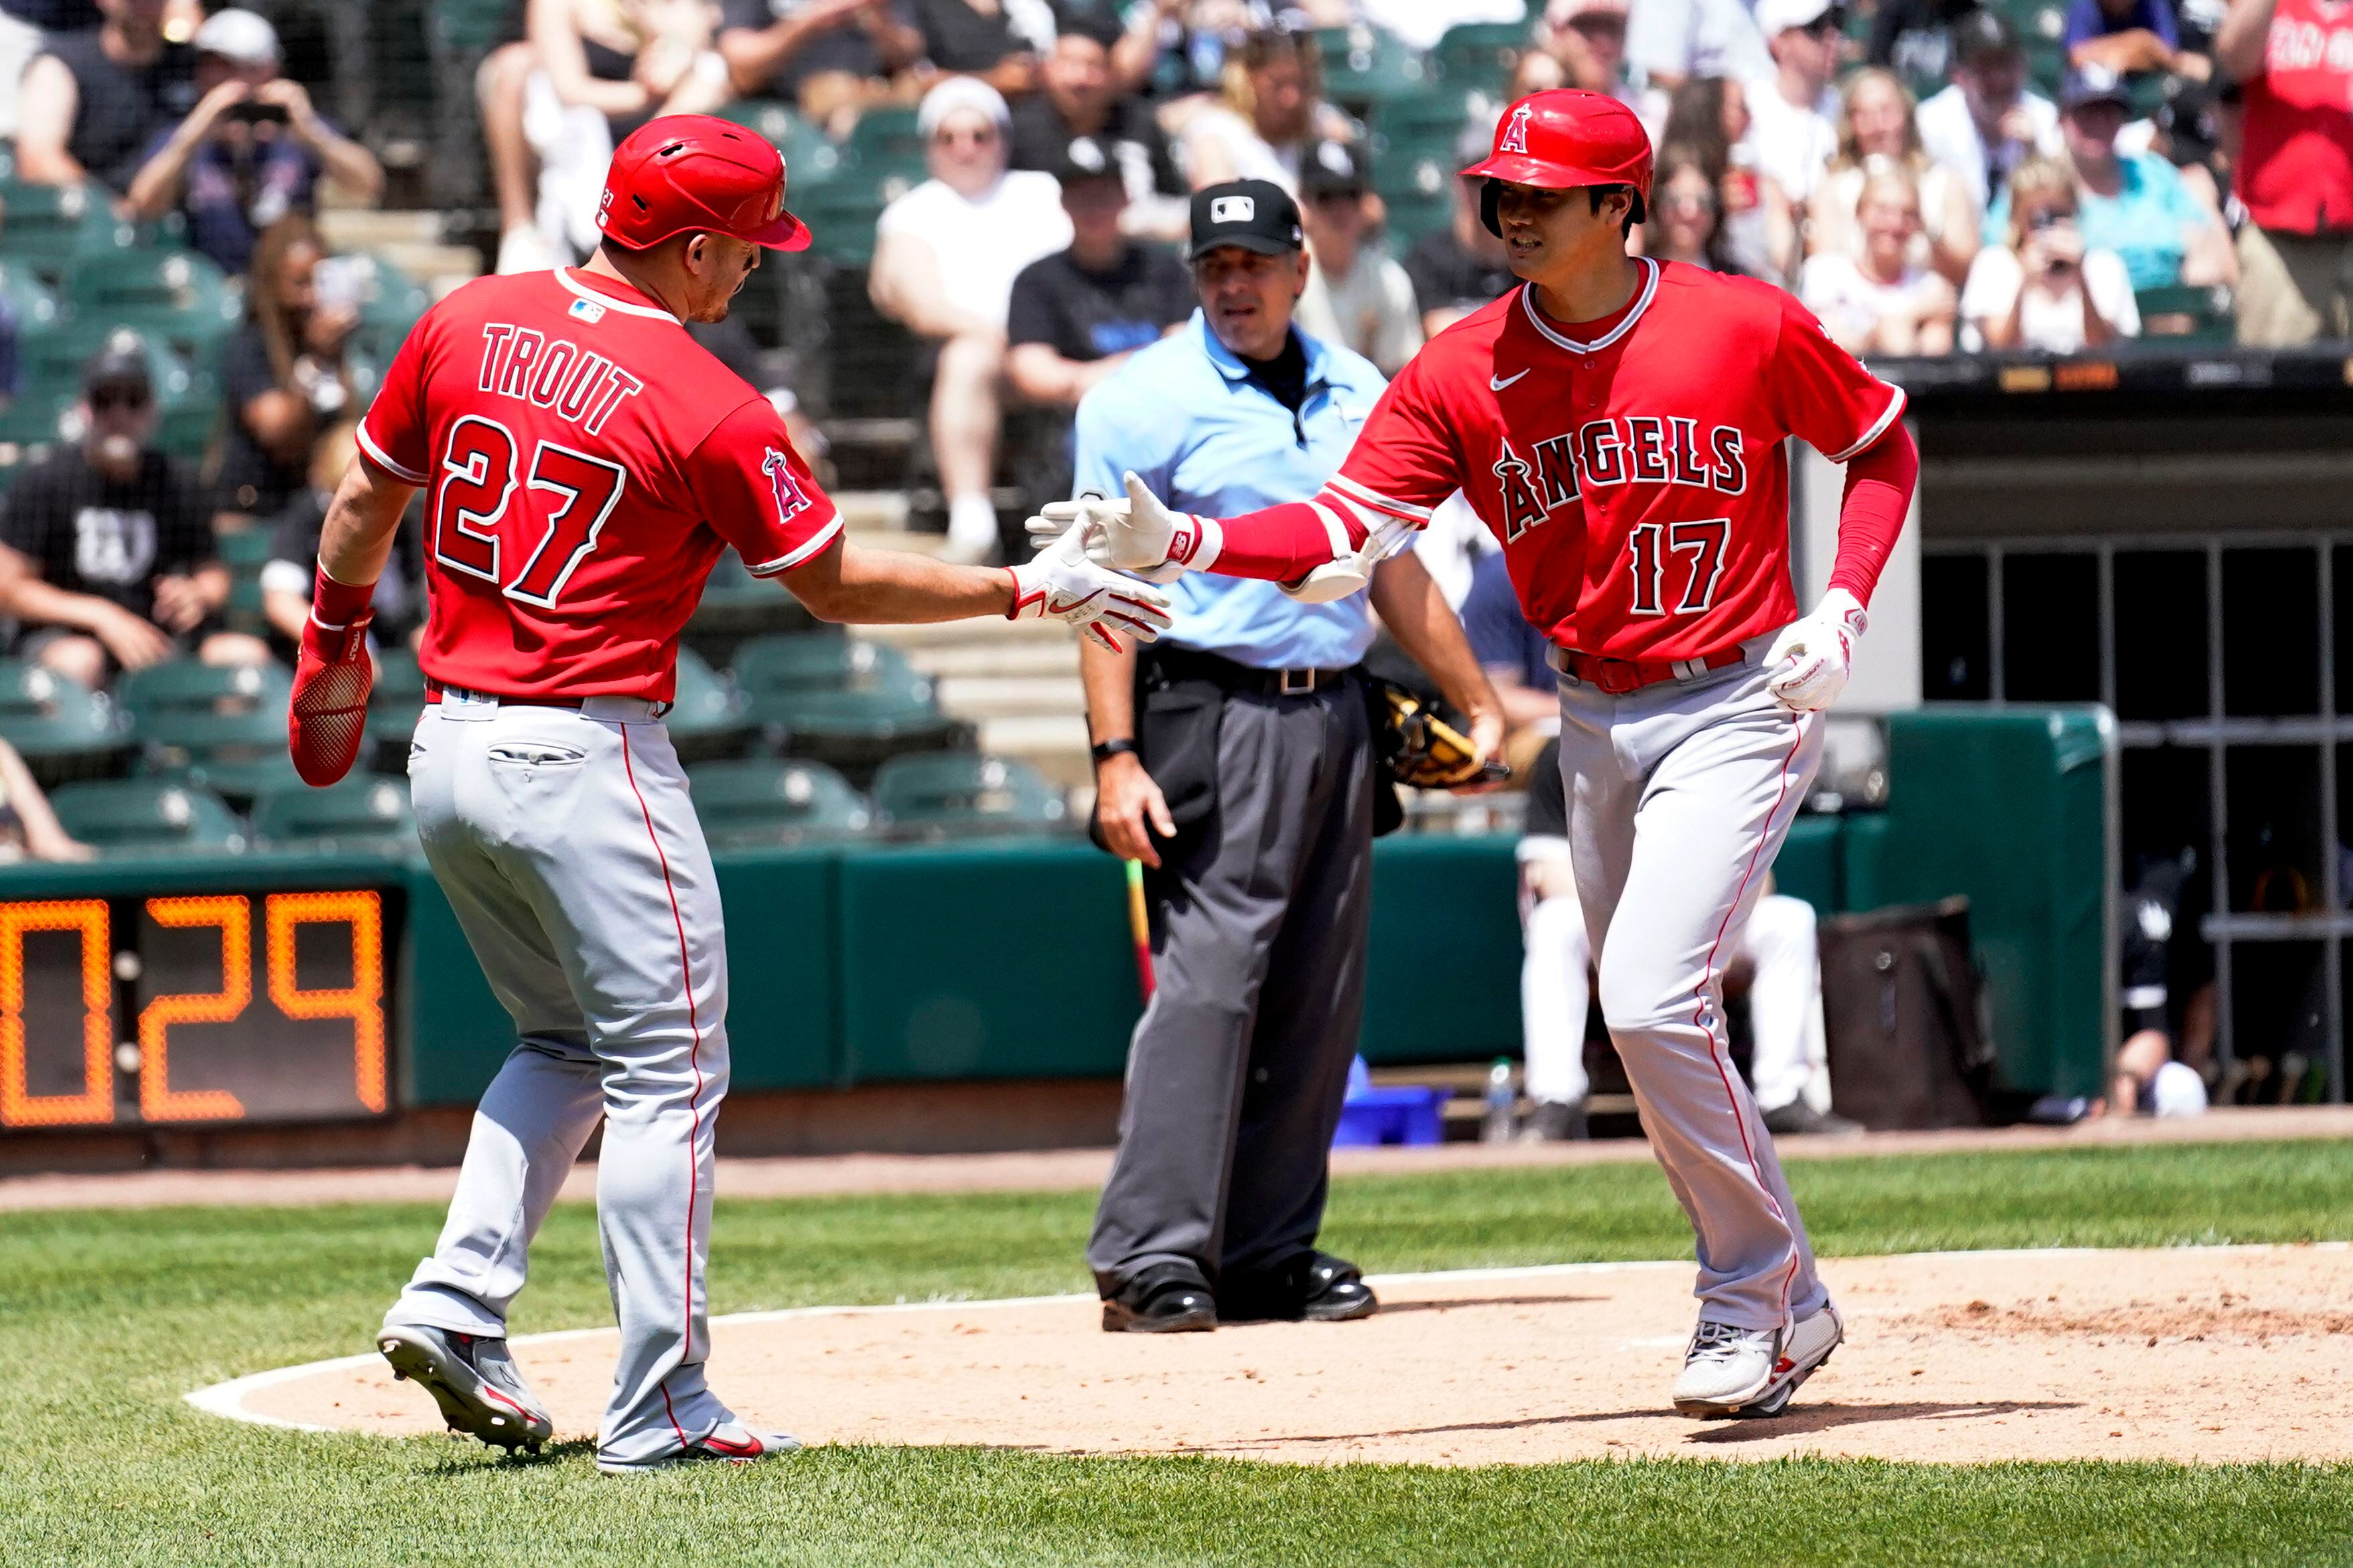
[1146,644,1352,697]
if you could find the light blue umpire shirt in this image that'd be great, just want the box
[1071,309,1389,672]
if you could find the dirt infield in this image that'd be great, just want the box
[20,1106,2353,1212]
[194,1244,2353,1466]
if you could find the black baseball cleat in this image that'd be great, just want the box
[379,1323,555,1453]
[1222,1251,1380,1323]
[1101,1265,1218,1333]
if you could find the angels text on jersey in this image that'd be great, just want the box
[1489,415,1751,542]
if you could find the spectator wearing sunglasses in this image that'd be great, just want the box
[0,339,270,688]
[1640,143,1745,272]
[1293,139,1423,376]
[870,76,1073,563]
[1743,0,1845,208]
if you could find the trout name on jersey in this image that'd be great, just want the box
[1489,415,1749,541]
[474,323,646,437]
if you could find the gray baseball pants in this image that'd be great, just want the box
[385,691,734,1468]
[1087,682,1375,1294]
[1554,648,1830,1332]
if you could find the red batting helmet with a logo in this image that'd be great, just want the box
[598,115,811,253]
[1462,90,1654,234]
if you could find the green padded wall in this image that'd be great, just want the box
[1773,816,1842,916]
[1846,707,2113,1098]
[837,841,1142,1082]
[1358,835,1522,1064]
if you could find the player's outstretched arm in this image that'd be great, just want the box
[781,525,1173,651]
[1026,472,1363,587]
[289,451,419,788]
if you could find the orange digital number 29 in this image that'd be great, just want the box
[267,892,387,1114]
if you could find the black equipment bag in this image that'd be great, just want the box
[1819,896,1999,1130]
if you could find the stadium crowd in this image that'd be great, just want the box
[0,0,2344,780]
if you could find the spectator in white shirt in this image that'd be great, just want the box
[1915,9,2062,214]
[1358,0,1529,52]
[1661,75,1796,277]
[870,77,1074,563]
[1293,139,1424,374]
[1743,0,1844,206]
[1801,163,1958,353]
[1627,0,1771,119]
[1178,25,1343,194]
[1810,66,1980,285]
[1960,153,2140,352]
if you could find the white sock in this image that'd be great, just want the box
[947,493,998,553]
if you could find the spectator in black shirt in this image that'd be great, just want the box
[910,0,1053,93]
[14,0,198,192]
[215,216,366,527]
[716,0,923,133]
[1008,29,1189,240]
[1005,134,1194,542]
[1867,0,1980,97]
[0,340,268,687]
[1404,125,1522,339]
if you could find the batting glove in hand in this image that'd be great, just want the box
[1763,589,1867,713]
[1024,472,1208,585]
[287,587,376,787]
[1007,518,1175,652]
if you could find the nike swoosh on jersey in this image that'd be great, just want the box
[1491,369,1531,391]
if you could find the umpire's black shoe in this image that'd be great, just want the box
[1222,1251,1380,1324]
[1101,1264,1217,1334]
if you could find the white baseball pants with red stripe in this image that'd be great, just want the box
[387,692,734,1467]
[1553,647,1830,1333]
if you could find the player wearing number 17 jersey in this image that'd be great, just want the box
[291,117,1168,1475]
[1045,90,1920,1421]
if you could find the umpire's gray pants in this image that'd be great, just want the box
[1087,681,1375,1294]
[387,693,734,1468]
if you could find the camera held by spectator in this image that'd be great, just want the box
[1962,154,2142,352]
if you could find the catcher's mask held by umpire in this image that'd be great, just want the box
[1464,89,1654,238]
[597,115,813,253]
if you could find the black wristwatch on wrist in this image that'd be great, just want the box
[1091,737,1140,768]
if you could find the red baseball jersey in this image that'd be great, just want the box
[1323,258,1904,663]
[356,267,841,701]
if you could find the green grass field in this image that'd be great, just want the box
[6,1138,2353,1567]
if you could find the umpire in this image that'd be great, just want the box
[1075,180,1503,1332]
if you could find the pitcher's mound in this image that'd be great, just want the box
[196,1245,2353,1465]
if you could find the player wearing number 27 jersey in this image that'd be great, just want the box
[356,265,837,701]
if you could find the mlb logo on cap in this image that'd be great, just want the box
[1188,178,1305,260]
[1210,195,1255,224]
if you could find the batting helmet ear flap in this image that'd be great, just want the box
[1480,177,1503,238]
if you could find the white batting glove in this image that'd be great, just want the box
[1006,518,1174,652]
[1022,472,1214,584]
[1763,589,1868,713]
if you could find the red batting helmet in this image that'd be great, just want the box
[1462,90,1654,234]
[597,115,811,253]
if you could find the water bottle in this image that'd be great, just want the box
[1482,1058,1516,1143]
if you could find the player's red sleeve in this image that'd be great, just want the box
[685,397,844,575]
[355,310,435,486]
[1767,290,1908,465]
[1192,357,1461,580]
[1828,421,1917,608]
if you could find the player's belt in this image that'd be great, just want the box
[1145,644,1353,697]
[1547,644,1749,695]
[426,681,671,720]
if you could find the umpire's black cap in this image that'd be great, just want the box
[1188,179,1303,261]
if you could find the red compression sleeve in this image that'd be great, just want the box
[1195,500,1359,581]
[1825,421,1918,608]
[311,569,375,628]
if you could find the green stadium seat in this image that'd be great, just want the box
[731,630,925,699]
[0,178,135,281]
[0,261,67,339]
[872,751,1067,841]
[49,778,248,856]
[846,105,925,170]
[2135,283,2233,344]
[251,776,415,854]
[762,684,960,781]
[349,253,433,363]
[712,99,847,188]
[217,526,277,632]
[0,658,132,784]
[1316,24,1438,111]
[119,659,296,800]
[667,644,754,762]
[364,647,427,772]
[1433,20,1532,94]
[64,247,243,360]
[431,0,513,54]
[687,757,873,848]
[22,326,200,416]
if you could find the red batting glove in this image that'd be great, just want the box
[287,573,377,787]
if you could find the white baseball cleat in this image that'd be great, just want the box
[1672,1302,1844,1418]
[596,1418,803,1476]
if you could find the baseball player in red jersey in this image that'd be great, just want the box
[287,117,1168,1472]
[1042,90,1918,1418]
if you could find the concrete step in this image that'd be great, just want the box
[316,208,448,249]
[976,713,1091,790]
[902,639,1077,679]
[862,616,1076,650]
[836,490,909,531]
